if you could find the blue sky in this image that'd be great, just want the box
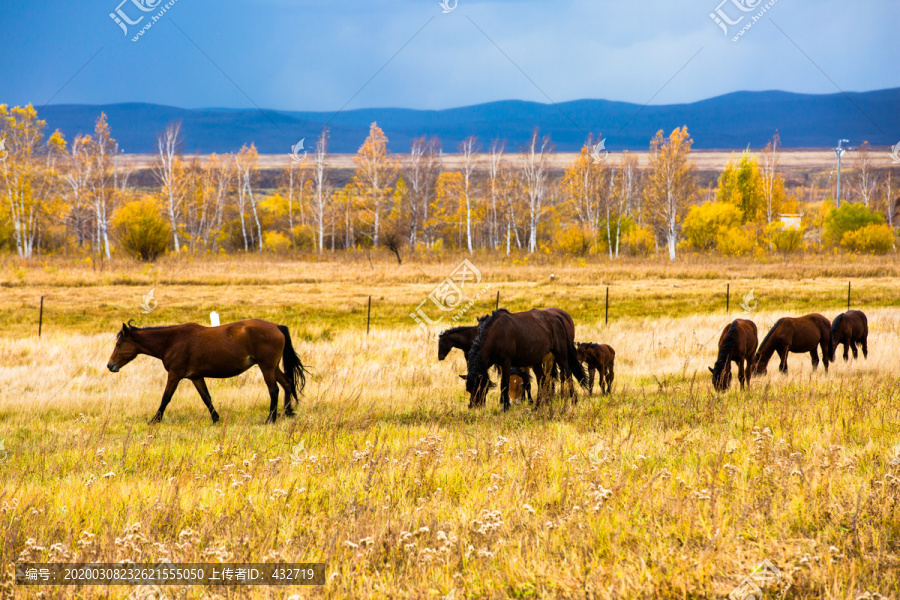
[1,0,897,111]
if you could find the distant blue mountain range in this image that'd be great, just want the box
[35,88,900,155]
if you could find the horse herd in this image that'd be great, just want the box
[105,307,869,424]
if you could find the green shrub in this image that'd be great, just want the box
[823,203,884,246]
[112,197,171,261]
[681,202,743,250]
[840,223,894,254]
[598,216,637,253]
[765,221,805,253]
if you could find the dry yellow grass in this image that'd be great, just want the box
[1,256,899,599]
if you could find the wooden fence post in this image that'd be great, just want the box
[605,287,609,325]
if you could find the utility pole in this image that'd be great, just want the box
[834,139,850,207]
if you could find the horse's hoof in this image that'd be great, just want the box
[284,410,296,419]
[211,413,220,424]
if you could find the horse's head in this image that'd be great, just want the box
[708,365,732,392]
[107,322,141,373]
[750,353,766,376]
[576,342,590,363]
[437,332,452,361]
[464,354,491,408]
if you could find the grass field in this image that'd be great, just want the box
[2,253,899,599]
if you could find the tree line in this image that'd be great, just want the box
[1,104,897,261]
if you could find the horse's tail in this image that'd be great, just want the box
[278,325,308,401]
[829,313,844,360]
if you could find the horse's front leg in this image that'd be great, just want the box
[500,363,511,412]
[742,358,751,390]
[850,340,859,360]
[810,348,820,371]
[842,341,850,362]
[191,378,220,423]
[737,359,746,389]
[587,366,596,396]
[150,372,182,424]
[532,363,546,408]
[778,347,789,374]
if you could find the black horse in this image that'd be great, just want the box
[830,310,869,362]
[466,309,587,410]
[438,326,479,363]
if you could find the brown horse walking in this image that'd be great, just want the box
[576,343,615,395]
[753,314,831,375]
[466,309,587,410]
[830,310,869,362]
[107,319,308,424]
[708,319,758,391]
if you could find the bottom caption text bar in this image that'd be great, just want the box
[16,563,326,586]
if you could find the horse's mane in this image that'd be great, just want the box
[466,310,509,389]
[440,325,476,338]
[830,312,844,339]
[757,318,784,352]
[713,321,740,377]
[117,323,186,342]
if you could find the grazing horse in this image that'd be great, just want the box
[465,309,588,410]
[576,343,616,395]
[753,314,831,375]
[830,310,869,362]
[438,326,478,363]
[107,319,308,424]
[708,319,758,391]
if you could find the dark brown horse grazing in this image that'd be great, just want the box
[708,319,758,391]
[466,309,588,410]
[830,310,869,362]
[107,319,308,424]
[576,343,615,395]
[753,314,831,375]
[438,326,478,363]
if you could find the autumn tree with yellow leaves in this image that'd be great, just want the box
[0,104,66,258]
[646,127,697,260]
[354,123,398,247]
